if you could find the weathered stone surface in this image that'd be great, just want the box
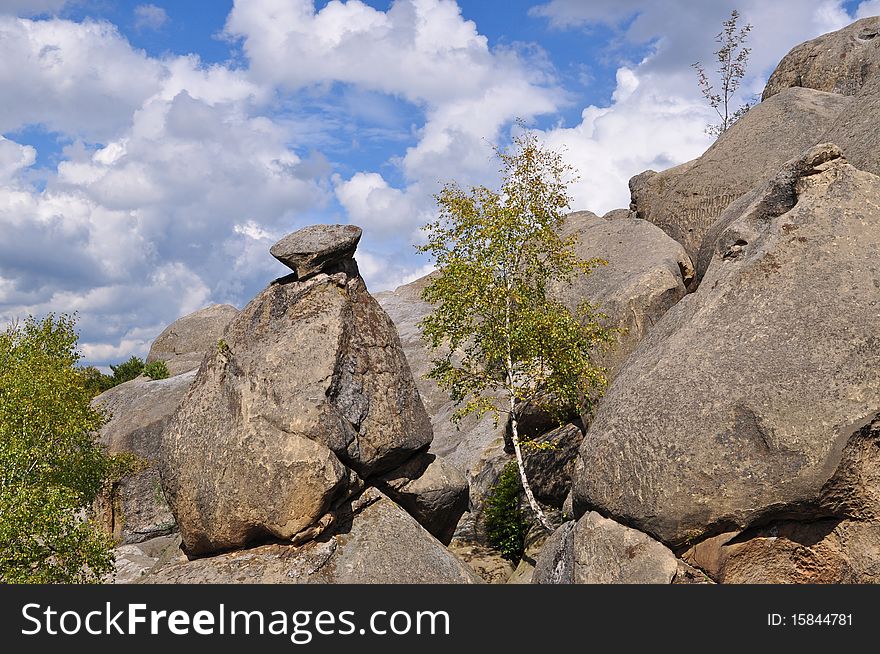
[763,16,880,100]
[146,304,238,376]
[160,269,432,556]
[521,423,584,508]
[108,534,184,584]
[551,210,694,377]
[824,73,880,177]
[575,148,880,549]
[629,87,851,261]
[141,489,480,584]
[375,451,468,545]
[270,224,362,280]
[93,372,194,543]
[533,513,677,584]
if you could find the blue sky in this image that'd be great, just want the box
[0,0,877,367]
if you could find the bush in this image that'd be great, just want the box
[0,314,120,583]
[143,359,169,380]
[109,356,144,385]
[483,461,529,563]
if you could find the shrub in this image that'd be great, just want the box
[143,359,169,380]
[483,461,529,563]
[109,356,145,385]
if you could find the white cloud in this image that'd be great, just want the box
[857,0,880,18]
[133,4,168,31]
[0,136,35,182]
[355,250,434,293]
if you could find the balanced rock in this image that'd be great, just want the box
[141,489,480,584]
[146,304,238,377]
[532,513,678,584]
[93,372,195,544]
[762,16,880,100]
[574,146,880,549]
[160,234,432,556]
[270,224,362,280]
[629,87,851,261]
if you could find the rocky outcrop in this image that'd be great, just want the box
[629,87,851,261]
[574,146,880,556]
[533,513,678,584]
[551,210,694,375]
[93,372,194,544]
[825,73,880,177]
[146,304,238,377]
[140,489,480,584]
[763,16,880,100]
[270,224,362,279]
[375,451,468,545]
[160,225,433,556]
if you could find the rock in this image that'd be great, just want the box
[146,304,238,377]
[141,489,480,584]
[629,87,851,261]
[763,17,880,100]
[683,519,880,584]
[533,513,677,584]
[93,372,195,543]
[551,210,694,377]
[574,146,880,549]
[447,540,515,584]
[108,534,184,584]
[160,266,432,556]
[270,224,362,280]
[532,521,576,584]
[375,451,468,545]
[521,422,584,508]
[825,73,880,177]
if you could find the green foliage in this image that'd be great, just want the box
[418,128,614,428]
[109,356,145,385]
[693,9,753,138]
[143,359,169,380]
[483,462,528,562]
[0,314,119,583]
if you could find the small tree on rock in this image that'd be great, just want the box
[417,130,614,531]
[693,9,754,138]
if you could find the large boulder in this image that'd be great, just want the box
[93,372,195,544]
[762,16,880,100]
[532,513,678,584]
[551,210,694,376]
[160,227,433,556]
[140,489,480,584]
[574,146,880,550]
[146,304,238,376]
[629,87,851,261]
[270,224,362,280]
[521,422,584,508]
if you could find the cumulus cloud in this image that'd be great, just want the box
[856,0,880,17]
[133,4,168,31]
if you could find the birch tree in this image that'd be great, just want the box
[418,131,613,530]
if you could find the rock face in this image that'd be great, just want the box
[146,304,238,377]
[375,451,468,545]
[763,16,880,100]
[521,423,584,508]
[629,87,851,261]
[270,224,362,280]
[533,513,678,584]
[574,146,880,551]
[141,489,480,584]
[160,245,432,556]
[825,73,880,177]
[551,210,694,375]
[93,372,195,544]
